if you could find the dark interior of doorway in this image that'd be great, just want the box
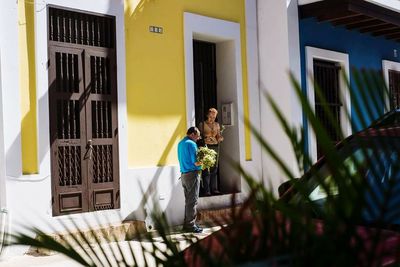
[193,39,222,197]
[193,40,217,125]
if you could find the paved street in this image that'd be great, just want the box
[0,227,219,267]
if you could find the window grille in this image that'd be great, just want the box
[313,59,342,159]
[49,7,115,48]
[389,70,400,109]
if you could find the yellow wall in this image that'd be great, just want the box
[18,0,38,174]
[124,0,251,167]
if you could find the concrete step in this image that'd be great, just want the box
[28,205,245,256]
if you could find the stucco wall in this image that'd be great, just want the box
[124,0,251,166]
[300,17,400,133]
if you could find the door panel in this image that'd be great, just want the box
[49,46,89,215]
[84,49,120,211]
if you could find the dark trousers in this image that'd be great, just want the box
[181,171,200,228]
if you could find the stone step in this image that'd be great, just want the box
[28,205,245,256]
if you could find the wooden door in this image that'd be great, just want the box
[49,45,89,215]
[48,7,119,215]
[84,48,119,211]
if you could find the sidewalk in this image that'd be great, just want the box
[0,227,219,267]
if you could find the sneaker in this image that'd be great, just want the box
[182,225,203,233]
[192,225,203,233]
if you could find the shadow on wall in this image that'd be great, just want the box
[123,116,186,228]
[122,0,189,226]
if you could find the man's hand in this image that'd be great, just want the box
[195,161,202,166]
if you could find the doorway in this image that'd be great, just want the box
[193,40,220,196]
[193,40,217,126]
[48,7,120,216]
[184,13,244,198]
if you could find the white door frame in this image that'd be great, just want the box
[305,46,351,163]
[183,12,246,194]
[382,60,400,112]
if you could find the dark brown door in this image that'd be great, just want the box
[84,48,119,211]
[49,45,89,215]
[48,7,119,216]
[49,44,119,216]
[49,45,119,215]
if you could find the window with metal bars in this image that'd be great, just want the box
[389,70,400,110]
[313,59,343,159]
[49,7,115,48]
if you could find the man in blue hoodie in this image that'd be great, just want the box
[178,126,203,233]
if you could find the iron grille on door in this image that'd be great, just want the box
[313,59,343,159]
[49,8,114,48]
[389,70,400,110]
[48,7,119,216]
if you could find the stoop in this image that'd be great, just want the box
[27,206,247,256]
[28,220,146,256]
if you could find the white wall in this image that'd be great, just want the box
[257,0,302,193]
[243,0,263,186]
[0,0,20,228]
[0,1,22,179]
[0,0,23,257]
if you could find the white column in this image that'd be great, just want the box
[0,1,22,179]
[0,50,5,209]
[257,0,302,193]
[0,1,21,200]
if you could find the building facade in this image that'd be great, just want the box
[5,0,400,256]
[0,0,272,255]
[298,0,400,162]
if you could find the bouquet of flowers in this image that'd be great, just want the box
[197,146,218,171]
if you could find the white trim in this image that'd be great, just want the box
[382,60,400,112]
[244,0,262,170]
[298,0,323,4]
[183,12,245,158]
[305,46,351,163]
[184,13,243,126]
[0,50,6,209]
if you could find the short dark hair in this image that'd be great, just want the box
[186,126,199,135]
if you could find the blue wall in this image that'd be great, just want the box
[300,18,400,131]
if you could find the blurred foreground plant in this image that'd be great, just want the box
[5,69,400,267]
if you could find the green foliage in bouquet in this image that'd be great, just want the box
[197,146,217,171]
